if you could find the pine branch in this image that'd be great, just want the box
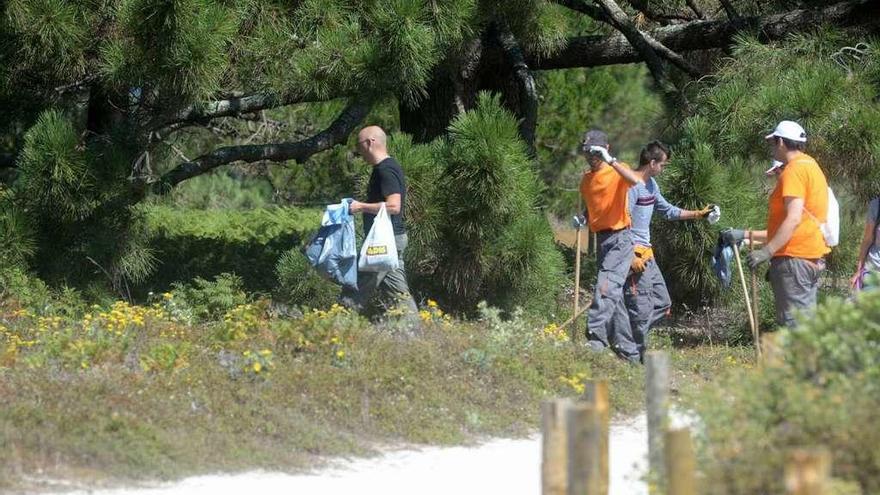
[593,0,678,95]
[530,0,880,70]
[155,99,371,192]
[151,92,315,133]
[718,0,740,21]
[552,0,609,22]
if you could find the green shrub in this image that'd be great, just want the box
[136,205,320,296]
[169,273,249,322]
[274,250,338,309]
[694,289,880,494]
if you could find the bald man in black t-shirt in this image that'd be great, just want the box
[342,126,418,317]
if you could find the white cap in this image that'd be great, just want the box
[765,120,807,142]
[764,160,784,175]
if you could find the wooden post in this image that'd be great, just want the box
[573,225,583,344]
[543,399,573,495]
[567,403,601,495]
[646,351,670,493]
[583,381,610,495]
[785,448,831,495]
[665,428,697,495]
[761,332,782,368]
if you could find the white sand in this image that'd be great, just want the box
[48,415,648,495]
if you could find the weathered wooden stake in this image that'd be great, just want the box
[542,399,573,495]
[761,332,782,368]
[785,448,831,495]
[583,381,610,495]
[646,351,670,493]
[665,428,697,495]
[567,403,601,495]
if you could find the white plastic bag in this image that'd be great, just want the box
[822,187,840,247]
[358,203,399,272]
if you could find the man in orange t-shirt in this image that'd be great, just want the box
[576,130,644,362]
[723,121,829,327]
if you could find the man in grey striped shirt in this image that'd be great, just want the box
[626,141,717,361]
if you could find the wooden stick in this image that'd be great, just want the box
[566,403,601,495]
[573,225,583,343]
[646,351,670,493]
[583,381,609,495]
[665,428,698,495]
[558,305,590,334]
[542,399,573,495]
[748,235,762,359]
[732,243,759,356]
[785,448,831,495]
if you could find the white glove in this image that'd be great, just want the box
[588,145,615,164]
[707,205,721,224]
[571,215,587,229]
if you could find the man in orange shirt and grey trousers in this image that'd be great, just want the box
[575,130,644,363]
[723,121,829,327]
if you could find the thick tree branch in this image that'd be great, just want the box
[530,0,880,70]
[152,92,311,133]
[155,99,372,192]
[497,28,538,156]
[594,0,678,95]
[553,0,609,22]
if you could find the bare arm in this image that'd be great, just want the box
[350,193,402,215]
[762,196,804,255]
[609,160,644,185]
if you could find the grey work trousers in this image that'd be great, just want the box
[340,233,418,317]
[624,257,671,358]
[586,229,639,362]
[768,256,824,328]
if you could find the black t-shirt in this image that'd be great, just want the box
[364,157,406,235]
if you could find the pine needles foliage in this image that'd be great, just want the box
[402,93,565,314]
[655,32,880,308]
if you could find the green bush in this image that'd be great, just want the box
[694,289,880,494]
[168,273,249,322]
[404,93,566,314]
[274,250,338,309]
[136,205,320,296]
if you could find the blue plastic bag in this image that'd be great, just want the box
[305,199,358,290]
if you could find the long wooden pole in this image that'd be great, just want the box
[732,243,758,356]
[573,225,583,342]
[748,234,762,360]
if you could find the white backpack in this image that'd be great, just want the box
[806,187,839,247]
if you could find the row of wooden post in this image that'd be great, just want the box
[541,349,832,494]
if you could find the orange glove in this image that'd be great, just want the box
[631,245,654,273]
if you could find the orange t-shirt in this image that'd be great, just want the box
[580,162,635,233]
[767,152,830,259]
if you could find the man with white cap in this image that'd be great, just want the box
[723,120,830,327]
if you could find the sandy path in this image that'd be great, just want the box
[50,415,647,495]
